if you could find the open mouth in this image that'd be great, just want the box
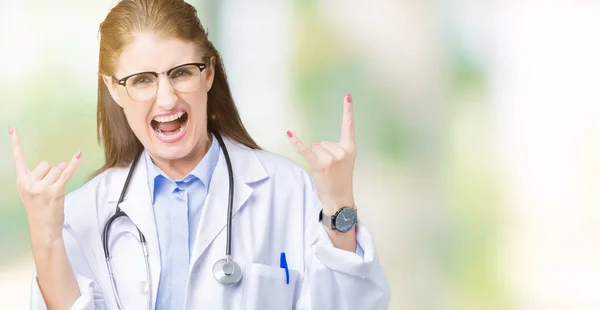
[150,111,189,138]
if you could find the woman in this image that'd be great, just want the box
[10,0,390,309]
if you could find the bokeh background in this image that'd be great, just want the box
[2,0,600,309]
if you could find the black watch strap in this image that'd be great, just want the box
[318,209,335,230]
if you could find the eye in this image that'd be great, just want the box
[171,68,193,79]
[131,74,154,86]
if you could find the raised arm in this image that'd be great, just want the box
[9,127,82,309]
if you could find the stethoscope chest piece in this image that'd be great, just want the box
[213,256,242,285]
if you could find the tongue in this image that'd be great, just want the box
[156,119,182,133]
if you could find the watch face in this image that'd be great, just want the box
[335,207,357,233]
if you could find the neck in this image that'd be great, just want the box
[150,133,213,180]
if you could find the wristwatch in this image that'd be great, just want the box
[319,207,358,233]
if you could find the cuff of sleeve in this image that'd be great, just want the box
[312,223,376,279]
[31,271,95,310]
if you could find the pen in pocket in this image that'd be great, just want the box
[280,252,289,284]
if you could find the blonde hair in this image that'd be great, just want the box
[94,0,259,177]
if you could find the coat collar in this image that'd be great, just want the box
[105,135,268,303]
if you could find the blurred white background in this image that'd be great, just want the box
[1,0,600,309]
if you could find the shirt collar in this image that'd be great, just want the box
[144,133,221,202]
[187,132,220,188]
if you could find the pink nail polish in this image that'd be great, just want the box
[286,131,293,138]
[75,151,82,159]
[346,93,352,103]
[8,126,13,135]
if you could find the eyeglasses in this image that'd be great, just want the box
[112,62,208,102]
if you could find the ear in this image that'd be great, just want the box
[102,75,123,107]
[205,56,216,92]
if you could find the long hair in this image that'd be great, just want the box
[93,0,259,177]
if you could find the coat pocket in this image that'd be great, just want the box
[241,263,299,310]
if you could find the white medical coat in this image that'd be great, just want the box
[30,137,391,309]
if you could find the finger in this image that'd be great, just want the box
[312,144,334,166]
[8,127,30,178]
[42,164,67,185]
[30,161,52,181]
[286,131,317,164]
[339,94,355,149]
[319,141,345,160]
[55,152,82,190]
[57,162,68,171]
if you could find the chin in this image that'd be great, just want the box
[145,131,197,161]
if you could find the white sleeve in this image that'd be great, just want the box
[30,271,97,310]
[297,172,391,310]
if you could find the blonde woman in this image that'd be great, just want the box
[9,0,390,309]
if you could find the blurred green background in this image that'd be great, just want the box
[3,1,600,309]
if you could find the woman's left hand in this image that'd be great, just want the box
[287,94,356,215]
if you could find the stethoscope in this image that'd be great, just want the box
[101,132,243,310]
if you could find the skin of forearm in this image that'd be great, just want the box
[32,238,81,310]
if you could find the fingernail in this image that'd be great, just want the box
[8,126,13,135]
[286,130,293,138]
[346,93,352,103]
[75,151,82,159]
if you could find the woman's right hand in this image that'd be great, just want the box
[9,126,82,248]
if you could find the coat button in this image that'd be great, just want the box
[139,281,149,295]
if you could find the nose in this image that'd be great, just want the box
[155,75,177,110]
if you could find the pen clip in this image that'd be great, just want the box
[280,252,289,285]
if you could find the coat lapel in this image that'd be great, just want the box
[188,137,268,271]
[106,154,161,310]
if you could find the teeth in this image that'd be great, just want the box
[153,111,185,123]
[153,121,186,137]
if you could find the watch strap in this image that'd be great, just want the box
[318,209,335,230]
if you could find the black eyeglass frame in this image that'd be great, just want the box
[111,62,208,86]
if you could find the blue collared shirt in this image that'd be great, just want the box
[144,134,221,310]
